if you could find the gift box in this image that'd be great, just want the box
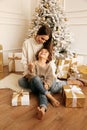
[70,65,87,86]
[77,65,87,75]
[69,54,78,74]
[12,91,30,106]
[73,73,87,86]
[8,52,24,72]
[56,58,71,79]
[62,85,85,107]
[0,45,3,72]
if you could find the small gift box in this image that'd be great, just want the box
[62,85,85,107]
[74,73,87,86]
[8,52,24,72]
[12,90,30,106]
[56,58,71,79]
[0,45,3,72]
[77,65,87,75]
[70,65,87,86]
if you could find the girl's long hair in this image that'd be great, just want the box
[36,48,52,63]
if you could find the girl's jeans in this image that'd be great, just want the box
[18,76,66,110]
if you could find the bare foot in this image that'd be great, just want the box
[37,107,45,120]
[50,98,60,107]
[46,93,60,107]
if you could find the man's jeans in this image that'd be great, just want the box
[18,76,66,110]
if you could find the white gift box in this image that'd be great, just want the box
[8,52,24,72]
[12,91,30,106]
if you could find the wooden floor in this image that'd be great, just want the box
[0,66,87,130]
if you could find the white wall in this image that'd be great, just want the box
[0,0,29,65]
[0,0,39,65]
[65,0,87,64]
[0,0,87,65]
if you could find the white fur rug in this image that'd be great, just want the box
[0,73,28,92]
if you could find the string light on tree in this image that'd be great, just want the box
[28,0,73,58]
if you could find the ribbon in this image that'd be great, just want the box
[14,90,23,105]
[12,90,30,106]
[64,85,83,107]
[58,64,69,78]
[8,53,21,72]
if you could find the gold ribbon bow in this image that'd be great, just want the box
[8,53,21,72]
[14,90,23,105]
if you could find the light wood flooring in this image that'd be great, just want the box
[0,66,87,130]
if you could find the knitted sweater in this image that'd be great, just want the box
[21,38,43,71]
[25,61,54,87]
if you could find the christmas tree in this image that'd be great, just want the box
[28,0,73,58]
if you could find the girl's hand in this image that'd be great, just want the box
[44,84,49,90]
[43,81,49,90]
[28,62,34,73]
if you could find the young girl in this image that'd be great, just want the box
[19,48,60,120]
[19,48,83,120]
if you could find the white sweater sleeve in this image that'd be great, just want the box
[21,38,43,72]
[21,40,28,71]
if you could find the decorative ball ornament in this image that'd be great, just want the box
[35,8,41,13]
[45,3,49,8]
[35,8,39,12]
[42,17,45,21]
[64,17,68,21]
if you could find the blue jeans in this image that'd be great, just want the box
[50,79,67,93]
[18,76,67,110]
[18,76,49,110]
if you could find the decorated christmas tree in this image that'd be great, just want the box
[28,0,73,58]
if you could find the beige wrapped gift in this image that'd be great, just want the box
[56,58,71,79]
[8,52,24,72]
[71,65,87,85]
[12,91,30,106]
[77,65,87,75]
[63,85,85,107]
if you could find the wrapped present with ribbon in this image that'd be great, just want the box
[12,90,30,106]
[75,73,87,86]
[8,52,24,72]
[0,44,3,72]
[70,65,87,86]
[70,53,77,68]
[56,58,71,79]
[77,65,87,75]
[62,85,85,107]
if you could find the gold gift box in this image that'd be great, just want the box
[63,85,85,107]
[12,91,30,106]
[77,74,87,86]
[56,58,71,79]
[77,65,87,75]
[58,59,71,66]
[77,65,87,85]
[57,71,69,79]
